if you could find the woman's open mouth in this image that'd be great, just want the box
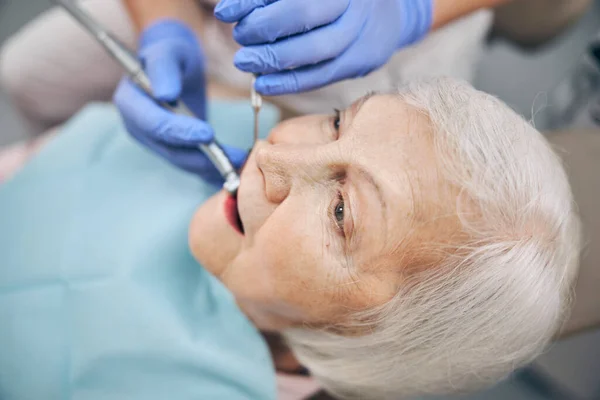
[224,194,244,235]
[223,148,254,235]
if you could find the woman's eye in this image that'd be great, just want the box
[332,109,341,131]
[333,193,345,235]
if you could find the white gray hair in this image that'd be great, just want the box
[284,77,581,399]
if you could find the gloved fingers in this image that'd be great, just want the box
[214,0,279,23]
[234,16,358,75]
[167,143,248,173]
[254,45,376,95]
[178,66,208,120]
[153,113,216,147]
[156,143,248,173]
[136,136,221,182]
[139,44,183,103]
[114,79,214,147]
[219,144,249,169]
[154,142,248,172]
[131,131,248,181]
[154,146,217,174]
[232,0,349,45]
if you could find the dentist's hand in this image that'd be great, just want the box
[215,0,433,95]
[114,20,247,184]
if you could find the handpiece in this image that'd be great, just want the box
[52,0,240,195]
[251,76,262,148]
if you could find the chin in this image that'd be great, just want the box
[188,200,212,267]
[188,191,242,278]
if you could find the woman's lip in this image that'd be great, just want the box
[223,144,258,236]
[221,147,254,236]
[224,195,244,235]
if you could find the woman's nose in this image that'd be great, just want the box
[255,144,322,204]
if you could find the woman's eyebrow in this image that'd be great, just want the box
[358,166,387,224]
[350,166,389,251]
[349,92,376,121]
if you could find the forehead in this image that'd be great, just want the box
[350,94,431,146]
[348,95,463,277]
[347,94,438,194]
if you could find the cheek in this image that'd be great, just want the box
[188,193,241,278]
[227,220,321,299]
[228,212,326,293]
[236,216,360,323]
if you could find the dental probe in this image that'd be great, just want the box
[251,76,262,147]
[52,0,240,196]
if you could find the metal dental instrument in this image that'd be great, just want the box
[251,75,262,147]
[52,0,240,196]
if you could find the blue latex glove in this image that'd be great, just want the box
[114,20,247,185]
[214,0,433,95]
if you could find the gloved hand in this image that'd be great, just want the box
[214,0,434,96]
[114,19,247,185]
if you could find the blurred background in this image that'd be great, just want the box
[1,1,600,399]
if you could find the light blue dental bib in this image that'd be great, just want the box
[0,101,279,400]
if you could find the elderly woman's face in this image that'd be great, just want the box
[190,94,451,330]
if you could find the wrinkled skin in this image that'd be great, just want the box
[190,94,460,331]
